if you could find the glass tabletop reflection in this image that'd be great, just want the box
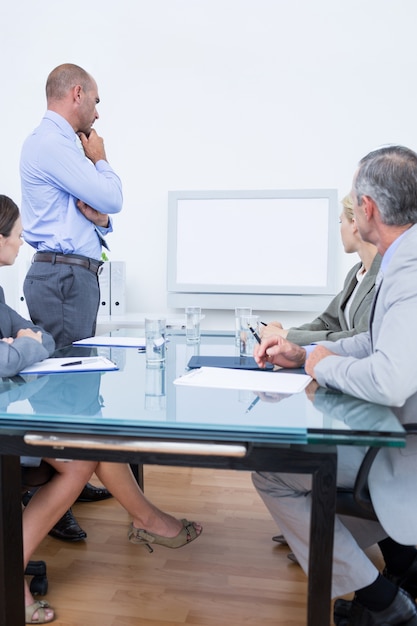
[0,330,405,447]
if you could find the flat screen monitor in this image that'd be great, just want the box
[167,189,339,310]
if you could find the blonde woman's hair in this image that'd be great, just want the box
[342,194,354,221]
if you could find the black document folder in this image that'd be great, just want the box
[187,355,273,370]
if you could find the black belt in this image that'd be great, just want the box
[32,252,103,275]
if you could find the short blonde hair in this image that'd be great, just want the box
[342,194,354,221]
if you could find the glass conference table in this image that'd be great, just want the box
[0,331,406,626]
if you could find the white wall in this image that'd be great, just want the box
[1,0,416,331]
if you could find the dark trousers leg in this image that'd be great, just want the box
[24,263,100,349]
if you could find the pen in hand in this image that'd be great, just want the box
[248,324,261,344]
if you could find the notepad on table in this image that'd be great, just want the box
[19,356,118,375]
[174,366,311,394]
[73,336,146,348]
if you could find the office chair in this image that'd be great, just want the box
[334,447,379,521]
[25,560,48,595]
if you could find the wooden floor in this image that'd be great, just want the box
[28,466,382,625]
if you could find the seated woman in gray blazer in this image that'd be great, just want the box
[0,195,202,624]
[0,199,55,376]
[262,194,381,345]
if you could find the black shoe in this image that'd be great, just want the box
[334,599,355,624]
[76,482,112,503]
[48,508,87,542]
[335,556,417,623]
[22,491,87,543]
[334,588,417,625]
[384,555,417,599]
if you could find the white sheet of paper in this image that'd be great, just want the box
[174,366,311,394]
[19,356,118,375]
[73,336,146,348]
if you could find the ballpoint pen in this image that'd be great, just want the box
[60,357,113,367]
[248,324,261,344]
[61,360,82,367]
[245,395,260,413]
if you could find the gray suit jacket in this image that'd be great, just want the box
[315,224,417,406]
[368,391,417,544]
[287,254,381,345]
[0,286,55,377]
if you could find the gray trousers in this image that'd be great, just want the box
[24,261,100,350]
[252,445,388,598]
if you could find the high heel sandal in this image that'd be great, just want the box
[25,600,54,624]
[128,518,201,553]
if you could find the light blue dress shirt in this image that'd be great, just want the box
[20,111,123,260]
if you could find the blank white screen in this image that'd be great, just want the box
[175,197,330,291]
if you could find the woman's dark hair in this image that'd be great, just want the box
[0,195,20,237]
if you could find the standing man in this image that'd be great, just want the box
[20,63,121,539]
[20,63,123,349]
[253,145,417,625]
